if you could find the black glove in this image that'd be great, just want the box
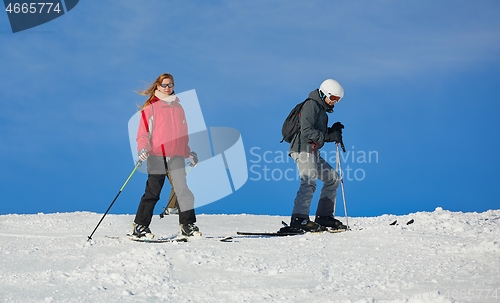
[325,130,343,143]
[328,122,344,133]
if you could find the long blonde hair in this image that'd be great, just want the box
[137,73,175,110]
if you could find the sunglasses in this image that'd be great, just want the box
[160,83,174,88]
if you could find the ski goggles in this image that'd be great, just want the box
[160,83,174,88]
[327,94,341,103]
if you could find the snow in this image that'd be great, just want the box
[1,208,499,303]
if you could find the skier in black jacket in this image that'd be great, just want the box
[289,79,347,231]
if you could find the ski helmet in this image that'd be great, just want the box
[319,79,344,102]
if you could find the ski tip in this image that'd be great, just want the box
[326,228,346,233]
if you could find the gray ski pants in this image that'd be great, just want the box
[290,151,340,218]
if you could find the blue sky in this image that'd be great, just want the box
[1,1,499,218]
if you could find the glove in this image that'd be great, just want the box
[325,130,343,143]
[328,122,344,133]
[187,151,198,167]
[138,149,149,162]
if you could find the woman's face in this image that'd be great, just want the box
[157,78,174,95]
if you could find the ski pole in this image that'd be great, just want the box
[87,160,142,241]
[334,144,340,215]
[333,139,345,214]
[336,143,350,230]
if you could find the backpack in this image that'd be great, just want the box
[280,99,309,143]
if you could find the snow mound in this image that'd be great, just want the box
[1,209,499,302]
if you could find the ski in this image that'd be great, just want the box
[236,231,302,237]
[104,235,189,243]
[205,236,234,242]
[236,228,344,237]
[105,235,233,243]
[236,222,346,237]
[129,235,188,243]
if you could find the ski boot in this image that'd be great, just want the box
[314,215,347,230]
[180,223,202,237]
[290,217,323,232]
[131,223,155,239]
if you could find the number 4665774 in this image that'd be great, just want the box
[5,3,62,14]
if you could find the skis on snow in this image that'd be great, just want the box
[236,228,344,237]
[128,235,189,243]
[106,220,350,242]
[236,221,346,237]
[105,235,233,243]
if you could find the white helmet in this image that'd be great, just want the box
[319,79,344,102]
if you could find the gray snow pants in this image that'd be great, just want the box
[290,151,340,218]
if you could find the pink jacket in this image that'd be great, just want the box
[137,96,190,158]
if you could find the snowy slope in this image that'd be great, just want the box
[1,208,499,303]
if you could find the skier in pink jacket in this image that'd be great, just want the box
[132,73,200,239]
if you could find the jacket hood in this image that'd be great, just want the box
[308,89,333,113]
